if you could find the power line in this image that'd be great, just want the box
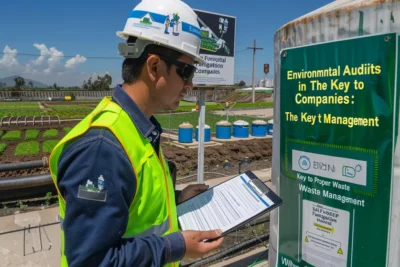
[235,48,250,54]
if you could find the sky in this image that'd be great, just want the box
[0,0,334,87]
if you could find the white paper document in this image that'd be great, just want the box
[177,173,275,233]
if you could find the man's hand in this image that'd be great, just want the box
[182,230,224,259]
[178,184,209,204]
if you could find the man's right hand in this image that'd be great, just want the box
[181,230,224,259]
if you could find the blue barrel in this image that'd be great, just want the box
[251,120,268,136]
[233,120,249,138]
[178,122,193,143]
[267,119,274,135]
[216,120,232,139]
[196,124,211,142]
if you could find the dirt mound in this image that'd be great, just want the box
[1,134,273,179]
[162,138,272,177]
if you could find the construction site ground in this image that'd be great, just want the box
[1,130,273,180]
[1,107,274,178]
[0,107,275,266]
[0,169,272,267]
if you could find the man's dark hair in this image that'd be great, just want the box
[122,36,183,84]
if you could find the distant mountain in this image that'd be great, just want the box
[0,75,49,88]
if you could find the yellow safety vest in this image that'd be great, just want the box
[49,97,180,267]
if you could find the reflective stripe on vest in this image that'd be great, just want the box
[49,97,180,267]
[123,218,170,239]
[59,216,170,239]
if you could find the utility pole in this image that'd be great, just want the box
[247,39,263,103]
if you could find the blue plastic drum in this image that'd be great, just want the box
[251,120,267,136]
[233,120,249,138]
[195,124,211,142]
[216,120,232,139]
[178,122,193,143]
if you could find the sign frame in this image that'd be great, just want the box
[192,8,236,86]
[276,32,399,267]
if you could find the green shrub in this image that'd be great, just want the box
[63,127,72,133]
[43,140,60,153]
[0,143,6,156]
[1,130,21,141]
[25,129,40,140]
[14,141,39,156]
[0,130,3,138]
[43,129,58,138]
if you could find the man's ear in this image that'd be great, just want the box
[146,55,160,82]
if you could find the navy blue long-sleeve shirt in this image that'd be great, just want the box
[57,84,185,266]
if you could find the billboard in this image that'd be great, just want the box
[193,9,236,85]
[277,33,399,267]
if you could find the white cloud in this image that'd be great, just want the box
[25,63,33,74]
[0,43,116,87]
[0,45,19,68]
[31,44,64,74]
[65,54,87,69]
[22,44,87,76]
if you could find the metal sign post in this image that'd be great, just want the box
[197,88,206,184]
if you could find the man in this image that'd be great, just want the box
[49,0,224,266]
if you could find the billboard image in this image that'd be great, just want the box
[193,9,236,85]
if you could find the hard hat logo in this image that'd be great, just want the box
[164,13,181,36]
[164,16,171,34]
[116,0,205,64]
[139,13,154,26]
[171,13,180,36]
[130,11,163,30]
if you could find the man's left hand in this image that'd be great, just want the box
[178,184,209,204]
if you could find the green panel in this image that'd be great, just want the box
[278,33,398,267]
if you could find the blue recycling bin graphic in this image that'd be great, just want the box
[299,156,311,171]
[342,164,362,178]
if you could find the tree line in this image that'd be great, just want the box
[0,74,113,91]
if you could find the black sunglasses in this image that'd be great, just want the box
[157,55,197,81]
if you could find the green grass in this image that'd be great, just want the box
[0,99,273,119]
[0,101,96,119]
[1,130,21,141]
[52,105,94,112]
[45,105,94,119]
[14,141,40,156]
[0,102,39,107]
[232,102,273,108]
[174,101,273,112]
[63,127,72,133]
[43,140,60,153]
[24,129,40,140]
[0,143,6,156]
[0,102,42,118]
[154,111,269,132]
[0,130,3,138]
[43,129,59,138]
[179,100,216,106]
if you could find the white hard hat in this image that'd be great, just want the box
[117,0,204,64]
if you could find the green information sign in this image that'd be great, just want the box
[278,33,399,267]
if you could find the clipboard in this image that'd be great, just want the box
[176,170,283,239]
